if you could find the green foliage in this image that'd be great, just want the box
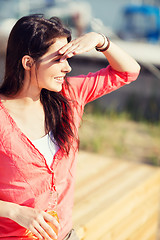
[79,106,160,167]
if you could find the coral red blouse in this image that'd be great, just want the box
[0,66,139,240]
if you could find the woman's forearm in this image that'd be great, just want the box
[0,200,20,219]
[103,40,141,73]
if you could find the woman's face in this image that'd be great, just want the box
[31,37,72,92]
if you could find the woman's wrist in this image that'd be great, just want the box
[95,33,110,52]
[8,203,21,221]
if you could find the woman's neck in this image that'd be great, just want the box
[0,83,42,107]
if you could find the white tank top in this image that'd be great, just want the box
[32,133,59,167]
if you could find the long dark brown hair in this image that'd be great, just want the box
[0,14,78,154]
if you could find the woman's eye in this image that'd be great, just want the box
[53,58,61,63]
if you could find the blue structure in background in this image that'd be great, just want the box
[120,4,160,43]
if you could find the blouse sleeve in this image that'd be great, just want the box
[66,65,140,106]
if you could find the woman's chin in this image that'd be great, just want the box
[43,84,63,92]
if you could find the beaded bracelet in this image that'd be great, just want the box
[95,33,110,52]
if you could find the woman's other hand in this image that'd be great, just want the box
[10,205,60,240]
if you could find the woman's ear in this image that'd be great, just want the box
[22,55,34,70]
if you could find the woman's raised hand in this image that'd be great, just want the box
[59,32,104,62]
[11,205,60,240]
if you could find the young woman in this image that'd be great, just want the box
[0,15,140,240]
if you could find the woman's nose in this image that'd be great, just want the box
[62,60,72,73]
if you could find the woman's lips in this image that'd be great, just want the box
[54,77,65,83]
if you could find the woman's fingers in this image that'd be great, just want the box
[33,219,58,240]
[59,42,80,61]
[58,41,78,55]
[43,212,60,229]
[59,40,88,62]
[29,225,43,239]
[28,214,59,240]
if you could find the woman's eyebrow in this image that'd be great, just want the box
[40,52,62,62]
[52,54,62,60]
